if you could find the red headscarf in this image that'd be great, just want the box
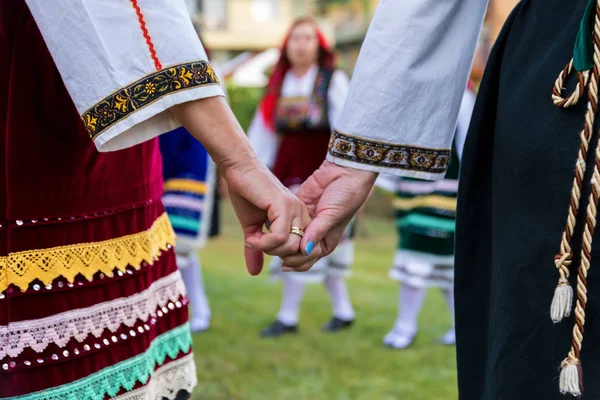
[467,79,476,93]
[260,17,335,130]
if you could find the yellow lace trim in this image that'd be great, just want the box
[0,213,175,292]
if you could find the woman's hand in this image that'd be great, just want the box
[171,96,312,275]
[220,155,312,275]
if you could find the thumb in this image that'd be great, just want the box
[300,213,338,257]
[243,227,265,276]
[244,243,264,276]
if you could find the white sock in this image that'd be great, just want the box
[393,284,427,335]
[442,288,456,340]
[442,288,455,319]
[178,252,211,321]
[276,278,305,326]
[324,275,355,321]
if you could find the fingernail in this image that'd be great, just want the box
[265,220,272,230]
[245,242,253,249]
[282,266,294,272]
[305,241,314,255]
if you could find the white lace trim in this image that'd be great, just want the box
[0,270,186,359]
[114,353,197,400]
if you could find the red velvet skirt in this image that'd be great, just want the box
[272,132,331,187]
[0,2,195,398]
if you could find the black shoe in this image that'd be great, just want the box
[260,320,298,338]
[322,317,355,333]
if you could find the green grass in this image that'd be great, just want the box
[193,201,458,400]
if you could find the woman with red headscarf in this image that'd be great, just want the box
[248,17,355,337]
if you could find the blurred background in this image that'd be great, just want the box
[180,1,518,399]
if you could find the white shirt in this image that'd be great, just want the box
[329,0,489,180]
[248,66,350,169]
[375,87,477,191]
[26,0,225,152]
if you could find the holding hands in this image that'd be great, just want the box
[223,158,377,275]
[172,96,376,275]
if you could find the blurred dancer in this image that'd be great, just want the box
[379,85,476,349]
[248,17,354,336]
[160,129,215,333]
[159,31,225,333]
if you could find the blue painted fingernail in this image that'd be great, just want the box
[266,220,272,230]
[305,241,314,255]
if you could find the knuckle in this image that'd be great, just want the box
[296,264,312,272]
[282,258,302,267]
[283,242,300,255]
[272,232,287,245]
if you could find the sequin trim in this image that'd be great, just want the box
[3,306,183,371]
[1,324,193,400]
[0,213,175,293]
[2,198,160,229]
[82,61,219,140]
[0,270,186,360]
[328,130,451,173]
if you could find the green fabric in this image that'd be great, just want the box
[169,215,201,232]
[398,231,455,256]
[6,324,193,400]
[397,213,456,233]
[574,0,597,71]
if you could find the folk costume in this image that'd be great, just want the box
[159,128,216,333]
[377,86,475,350]
[328,0,600,397]
[0,0,224,398]
[248,25,356,336]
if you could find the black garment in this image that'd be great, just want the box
[456,1,600,399]
[209,180,220,238]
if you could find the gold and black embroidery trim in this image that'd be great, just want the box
[328,130,450,174]
[82,61,219,139]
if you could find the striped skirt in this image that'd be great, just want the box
[390,178,457,290]
[0,203,196,399]
[160,127,217,255]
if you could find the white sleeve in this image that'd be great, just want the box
[26,0,225,152]
[327,0,489,180]
[455,89,477,161]
[374,174,398,193]
[327,70,351,127]
[247,110,278,170]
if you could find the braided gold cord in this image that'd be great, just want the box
[553,28,599,319]
[553,59,590,108]
[559,3,600,395]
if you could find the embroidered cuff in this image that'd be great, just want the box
[83,61,223,152]
[327,130,451,180]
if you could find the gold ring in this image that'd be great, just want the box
[290,226,305,237]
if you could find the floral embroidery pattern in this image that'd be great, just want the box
[82,61,219,139]
[328,130,450,174]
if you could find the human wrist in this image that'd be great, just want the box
[219,146,261,186]
[322,160,378,186]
